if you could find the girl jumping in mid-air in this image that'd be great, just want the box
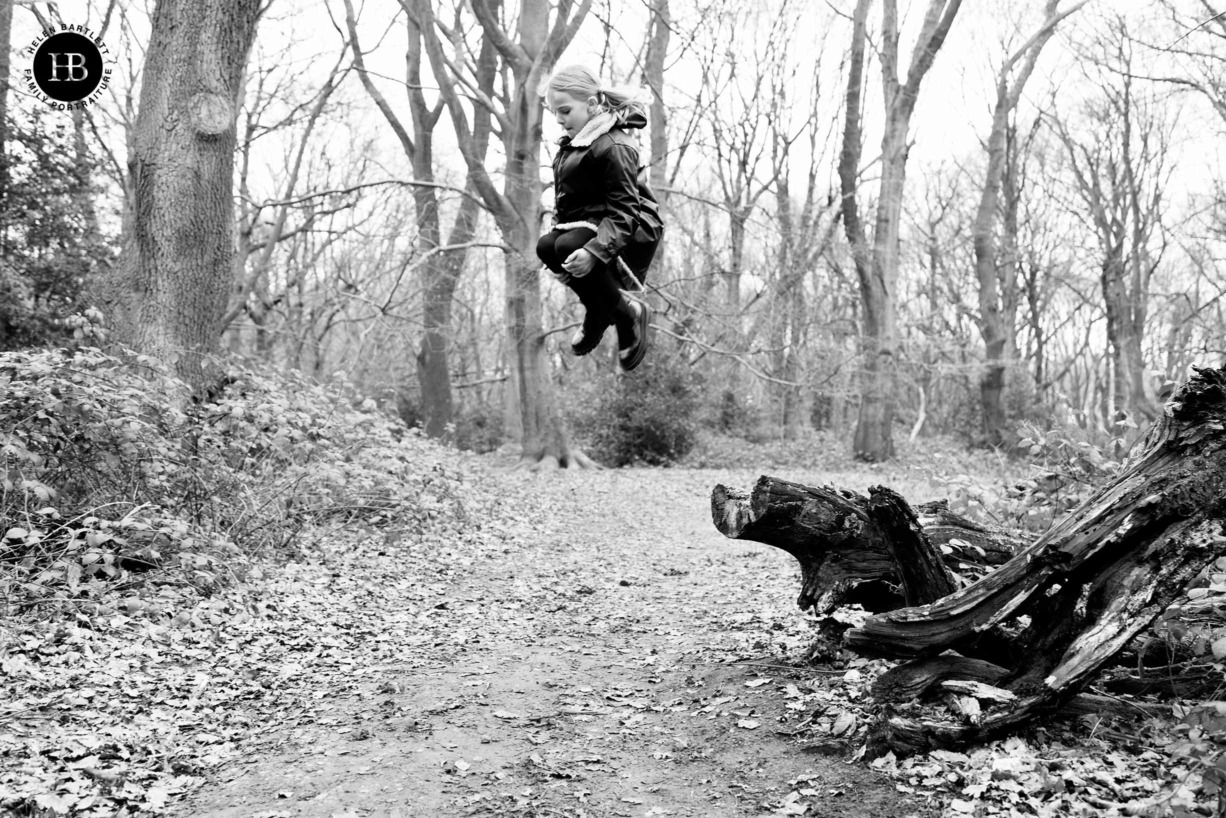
[537,65,663,372]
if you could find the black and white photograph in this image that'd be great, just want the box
[2,0,1226,815]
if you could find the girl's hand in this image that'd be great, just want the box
[562,248,596,277]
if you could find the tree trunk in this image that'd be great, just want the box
[0,0,12,244]
[102,0,262,390]
[408,11,489,441]
[973,0,1083,448]
[859,117,906,461]
[416,0,593,467]
[726,212,746,312]
[838,0,880,456]
[643,0,669,198]
[1120,249,1156,422]
[770,144,795,439]
[411,173,484,441]
[346,0,490,440]
[1101,248,1156,426]
[840,0,962,462]
[974,82,1013,449]
[782,286,806,440]
[502,9,571,468]
[715,365,1226,757]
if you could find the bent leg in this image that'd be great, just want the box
[539,227,618,355]
[543,228,619,324]
[555,232,623,325]
[536,229,572,279]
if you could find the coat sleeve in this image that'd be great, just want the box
[583,141,641,264]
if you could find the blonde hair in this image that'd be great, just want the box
[543,64,652,125]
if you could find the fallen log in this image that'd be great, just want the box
[710,479,1016,614]
[857,368,1226,756]
[712,365,1226,757]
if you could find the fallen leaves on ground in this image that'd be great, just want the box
[3,450,1220,818]
[0,451,528,816]
[720,594,1226,818]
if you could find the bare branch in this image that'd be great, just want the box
[342,0,415,161]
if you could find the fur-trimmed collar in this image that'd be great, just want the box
[564,111,617,148]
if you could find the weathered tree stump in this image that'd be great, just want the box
[710,478,1015,614]
[712,366,1226,758]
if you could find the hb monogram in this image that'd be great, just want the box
[28,30,108,105]
[46,52,90,82]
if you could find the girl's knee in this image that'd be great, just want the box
[536,233,558,263]
[556,228,595,260]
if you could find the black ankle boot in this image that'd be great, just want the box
[615,298,651,372]
[571,311,609,356]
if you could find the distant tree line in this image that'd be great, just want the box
[4,0,1226,463]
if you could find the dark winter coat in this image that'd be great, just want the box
[552,111,663,284]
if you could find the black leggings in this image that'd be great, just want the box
[537,227,625,326]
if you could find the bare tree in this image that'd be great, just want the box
[1013,126,1075,404]
[1152,1,1226,124]
[0,0,12,225]
[651,0,818,426]
[642,0,670,198]
[693,4,792,314]
[225,37,349,354]
[343,0,489,439]
[764,44,841,439]
[839,0,963,461]
[904,163,979,439]
[972,0,1086,448]
[1053,18,1174,424]
[412,0,592,468]
[100,0,265,390]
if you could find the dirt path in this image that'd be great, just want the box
[176,466,936,818]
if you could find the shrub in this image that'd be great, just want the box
[454,400,504,453]
[714,387,761,437]
[2,107,117,350]
[934,418,1127,533]
[571,353,701,466]
[1,334,471,616]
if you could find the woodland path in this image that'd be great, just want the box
[177,464,937,818]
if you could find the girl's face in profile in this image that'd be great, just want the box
[548,89,593,137]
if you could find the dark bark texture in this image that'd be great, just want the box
[103,0,262,390]
[711,366,1226,757]
[711,476,1015,615]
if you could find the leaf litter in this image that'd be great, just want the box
[3,445,1219,817]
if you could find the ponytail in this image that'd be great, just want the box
[543,64,652,125]
[595,82,652,124]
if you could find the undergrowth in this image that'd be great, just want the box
[1,336,469,622]
[568,351,701,466]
